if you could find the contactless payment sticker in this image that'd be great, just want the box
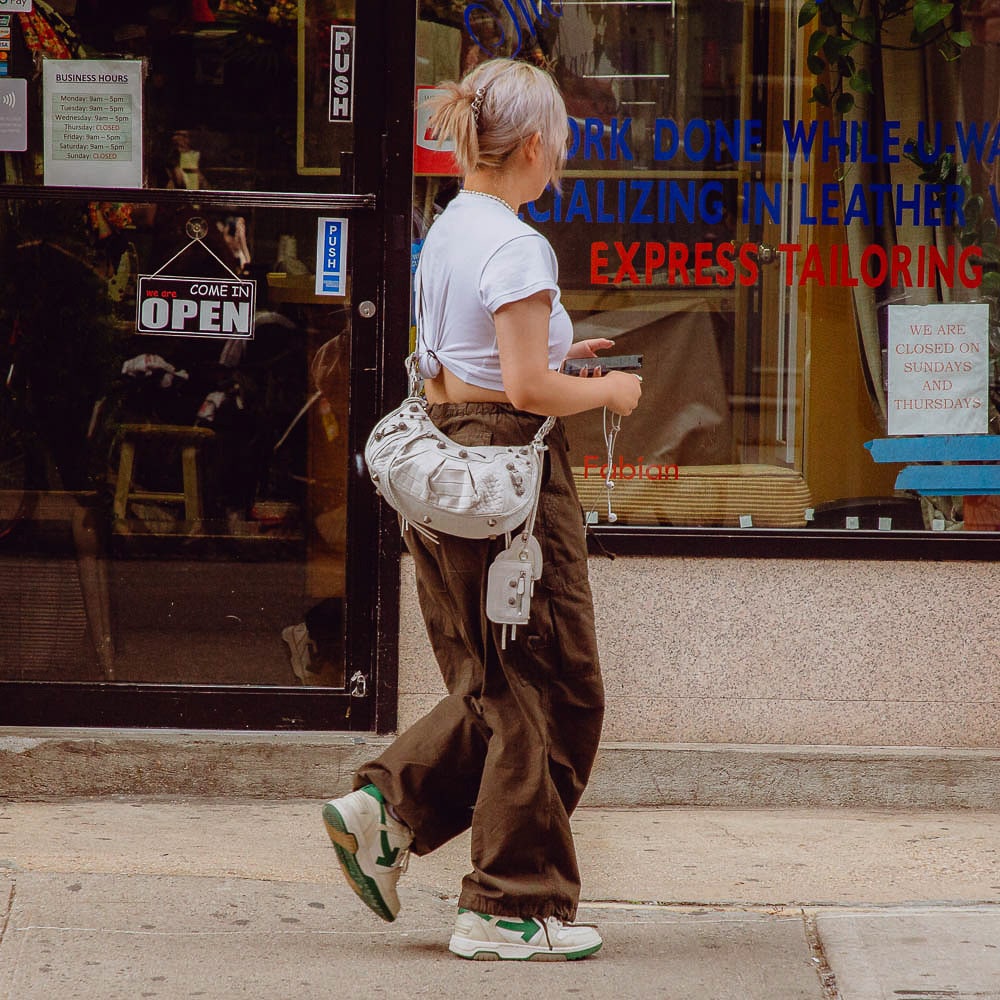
[0,78,26,151]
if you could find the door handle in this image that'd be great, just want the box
[757,243,782,266]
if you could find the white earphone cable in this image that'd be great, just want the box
[602,407,622,524]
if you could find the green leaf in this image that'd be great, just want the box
[981,217,998,243]
[913,0,954,36]
[980,271,1000,299]
[824,33,857,57]
[830,0,857,14]
[809,29,828,55]
[798,1,820,27]
[966,194,984,224]
[820,4,842,27]
[937,151,954,183]
[808,53,827,74]
[949,29,972,47]
[960,229,980,247]
[811,82,831,106]
[904,140,943,180]
[849,68,874,93]
[851,16,876,42]
[980,242,1000,264]
[939,38,963,61]
[835,91,856,115]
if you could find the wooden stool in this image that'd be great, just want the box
[113,423,214,527]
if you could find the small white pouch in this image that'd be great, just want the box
[485,532,543,648]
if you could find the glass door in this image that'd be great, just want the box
[0,1,413,730]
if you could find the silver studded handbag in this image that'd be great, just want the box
[364,354,554,544]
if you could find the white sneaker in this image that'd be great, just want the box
[322,785,412,922]
[448,908,603,961]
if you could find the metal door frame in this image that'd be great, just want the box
[0,1,415,732]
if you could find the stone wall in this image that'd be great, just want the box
[398,555,1000,748]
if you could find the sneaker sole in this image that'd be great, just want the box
[448,935,602,962]
[322,803,396,922]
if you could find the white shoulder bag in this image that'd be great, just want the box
[364,354,554,544]
[363,272,555,644]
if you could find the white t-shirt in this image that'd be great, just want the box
[415,190,573,391]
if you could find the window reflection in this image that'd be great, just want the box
[0,2,359,686]
[415,1,1000,533]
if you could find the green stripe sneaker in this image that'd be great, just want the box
[448,908,603,961]
[322,785,412,922]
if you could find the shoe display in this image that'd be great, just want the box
[217,215,251,271]
[107,243,138,304]
[281,623,316,683]
[448,908,603,961]
[322,785,413,922]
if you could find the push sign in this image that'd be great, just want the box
[136,275,256,340]
[328,25,354,122]
[0,2,33,11]
[315,217,348,296]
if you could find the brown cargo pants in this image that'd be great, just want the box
[356,402,605,922]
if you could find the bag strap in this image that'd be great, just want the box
[405,352,423,399]
[531,415,555,447]
[413,262,441,384]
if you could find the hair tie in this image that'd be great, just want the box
[471,86,486,125]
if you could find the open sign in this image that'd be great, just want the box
[137,275,256,339]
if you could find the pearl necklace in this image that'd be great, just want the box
[463,188,517,214]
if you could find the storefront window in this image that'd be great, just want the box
[0,2,368,694]
[414,0,1000,534]
[0,0,355,191]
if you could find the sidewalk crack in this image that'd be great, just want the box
[802,908,840,1000]
[0,882,14,948]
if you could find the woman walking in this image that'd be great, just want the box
[322,57,641,961]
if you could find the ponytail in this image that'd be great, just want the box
[427,59,567,182]
[426,79,481,176]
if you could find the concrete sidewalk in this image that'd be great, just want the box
[1,801,999,999]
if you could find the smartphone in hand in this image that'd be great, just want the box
[563,354,643,376]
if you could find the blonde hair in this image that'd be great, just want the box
[428,59,568,186]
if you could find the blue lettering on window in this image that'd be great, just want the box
[567,117,634,162]
[463,0,563,58]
